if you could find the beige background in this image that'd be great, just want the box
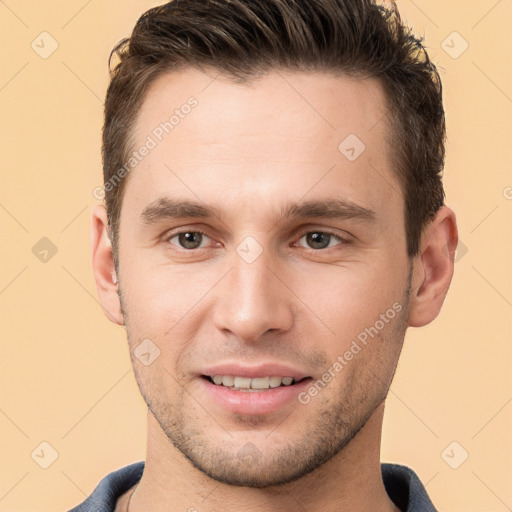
[1,1,511,510]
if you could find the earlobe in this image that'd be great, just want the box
[90,204,124,325]
[408,206,458,328]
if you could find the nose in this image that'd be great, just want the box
[212,248,294,343]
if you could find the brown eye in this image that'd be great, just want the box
[168,231,209,250]
[305,232,331,249]
[297,231,347,250]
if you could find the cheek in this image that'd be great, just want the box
[120,263,217,371]
[131,354,185,415]
[293,260,399,339]
[120,260,207,326]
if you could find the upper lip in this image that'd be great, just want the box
[201,362,311,380]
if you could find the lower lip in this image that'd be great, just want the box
[199,377,313,415]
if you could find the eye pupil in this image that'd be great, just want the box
[306,232,330,249]
[179,232,202,249]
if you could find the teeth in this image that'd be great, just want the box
[210,375,297,390]
[251,377,269,389]
[269,376,282,388]
[223,375,234,386]
[234,376,251,389]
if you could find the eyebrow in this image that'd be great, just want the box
[140,196,377,225]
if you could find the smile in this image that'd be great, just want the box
[204,375,307,390]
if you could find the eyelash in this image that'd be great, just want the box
[163,228,351,253]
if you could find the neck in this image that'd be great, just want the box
[126,402,399,512]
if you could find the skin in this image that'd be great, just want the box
[91,67,458,512]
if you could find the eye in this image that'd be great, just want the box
[166,230,212,250]
[295,231,349,250]
[163,228,350,253]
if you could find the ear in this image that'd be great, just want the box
[408,205,458,327]
[90,204,124,325]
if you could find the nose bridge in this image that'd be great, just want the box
[213,240,293,341]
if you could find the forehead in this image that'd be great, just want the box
[123,67,402,226]
[133,67,390,149]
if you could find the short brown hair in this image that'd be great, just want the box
[102,0,446,272]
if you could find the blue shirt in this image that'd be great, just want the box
[68,461,438,511]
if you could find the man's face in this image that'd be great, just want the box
[116,68,412,487]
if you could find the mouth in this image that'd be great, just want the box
[198,363,314,414]
[201,375,312,391]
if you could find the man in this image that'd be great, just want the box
[71,0,458,510]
